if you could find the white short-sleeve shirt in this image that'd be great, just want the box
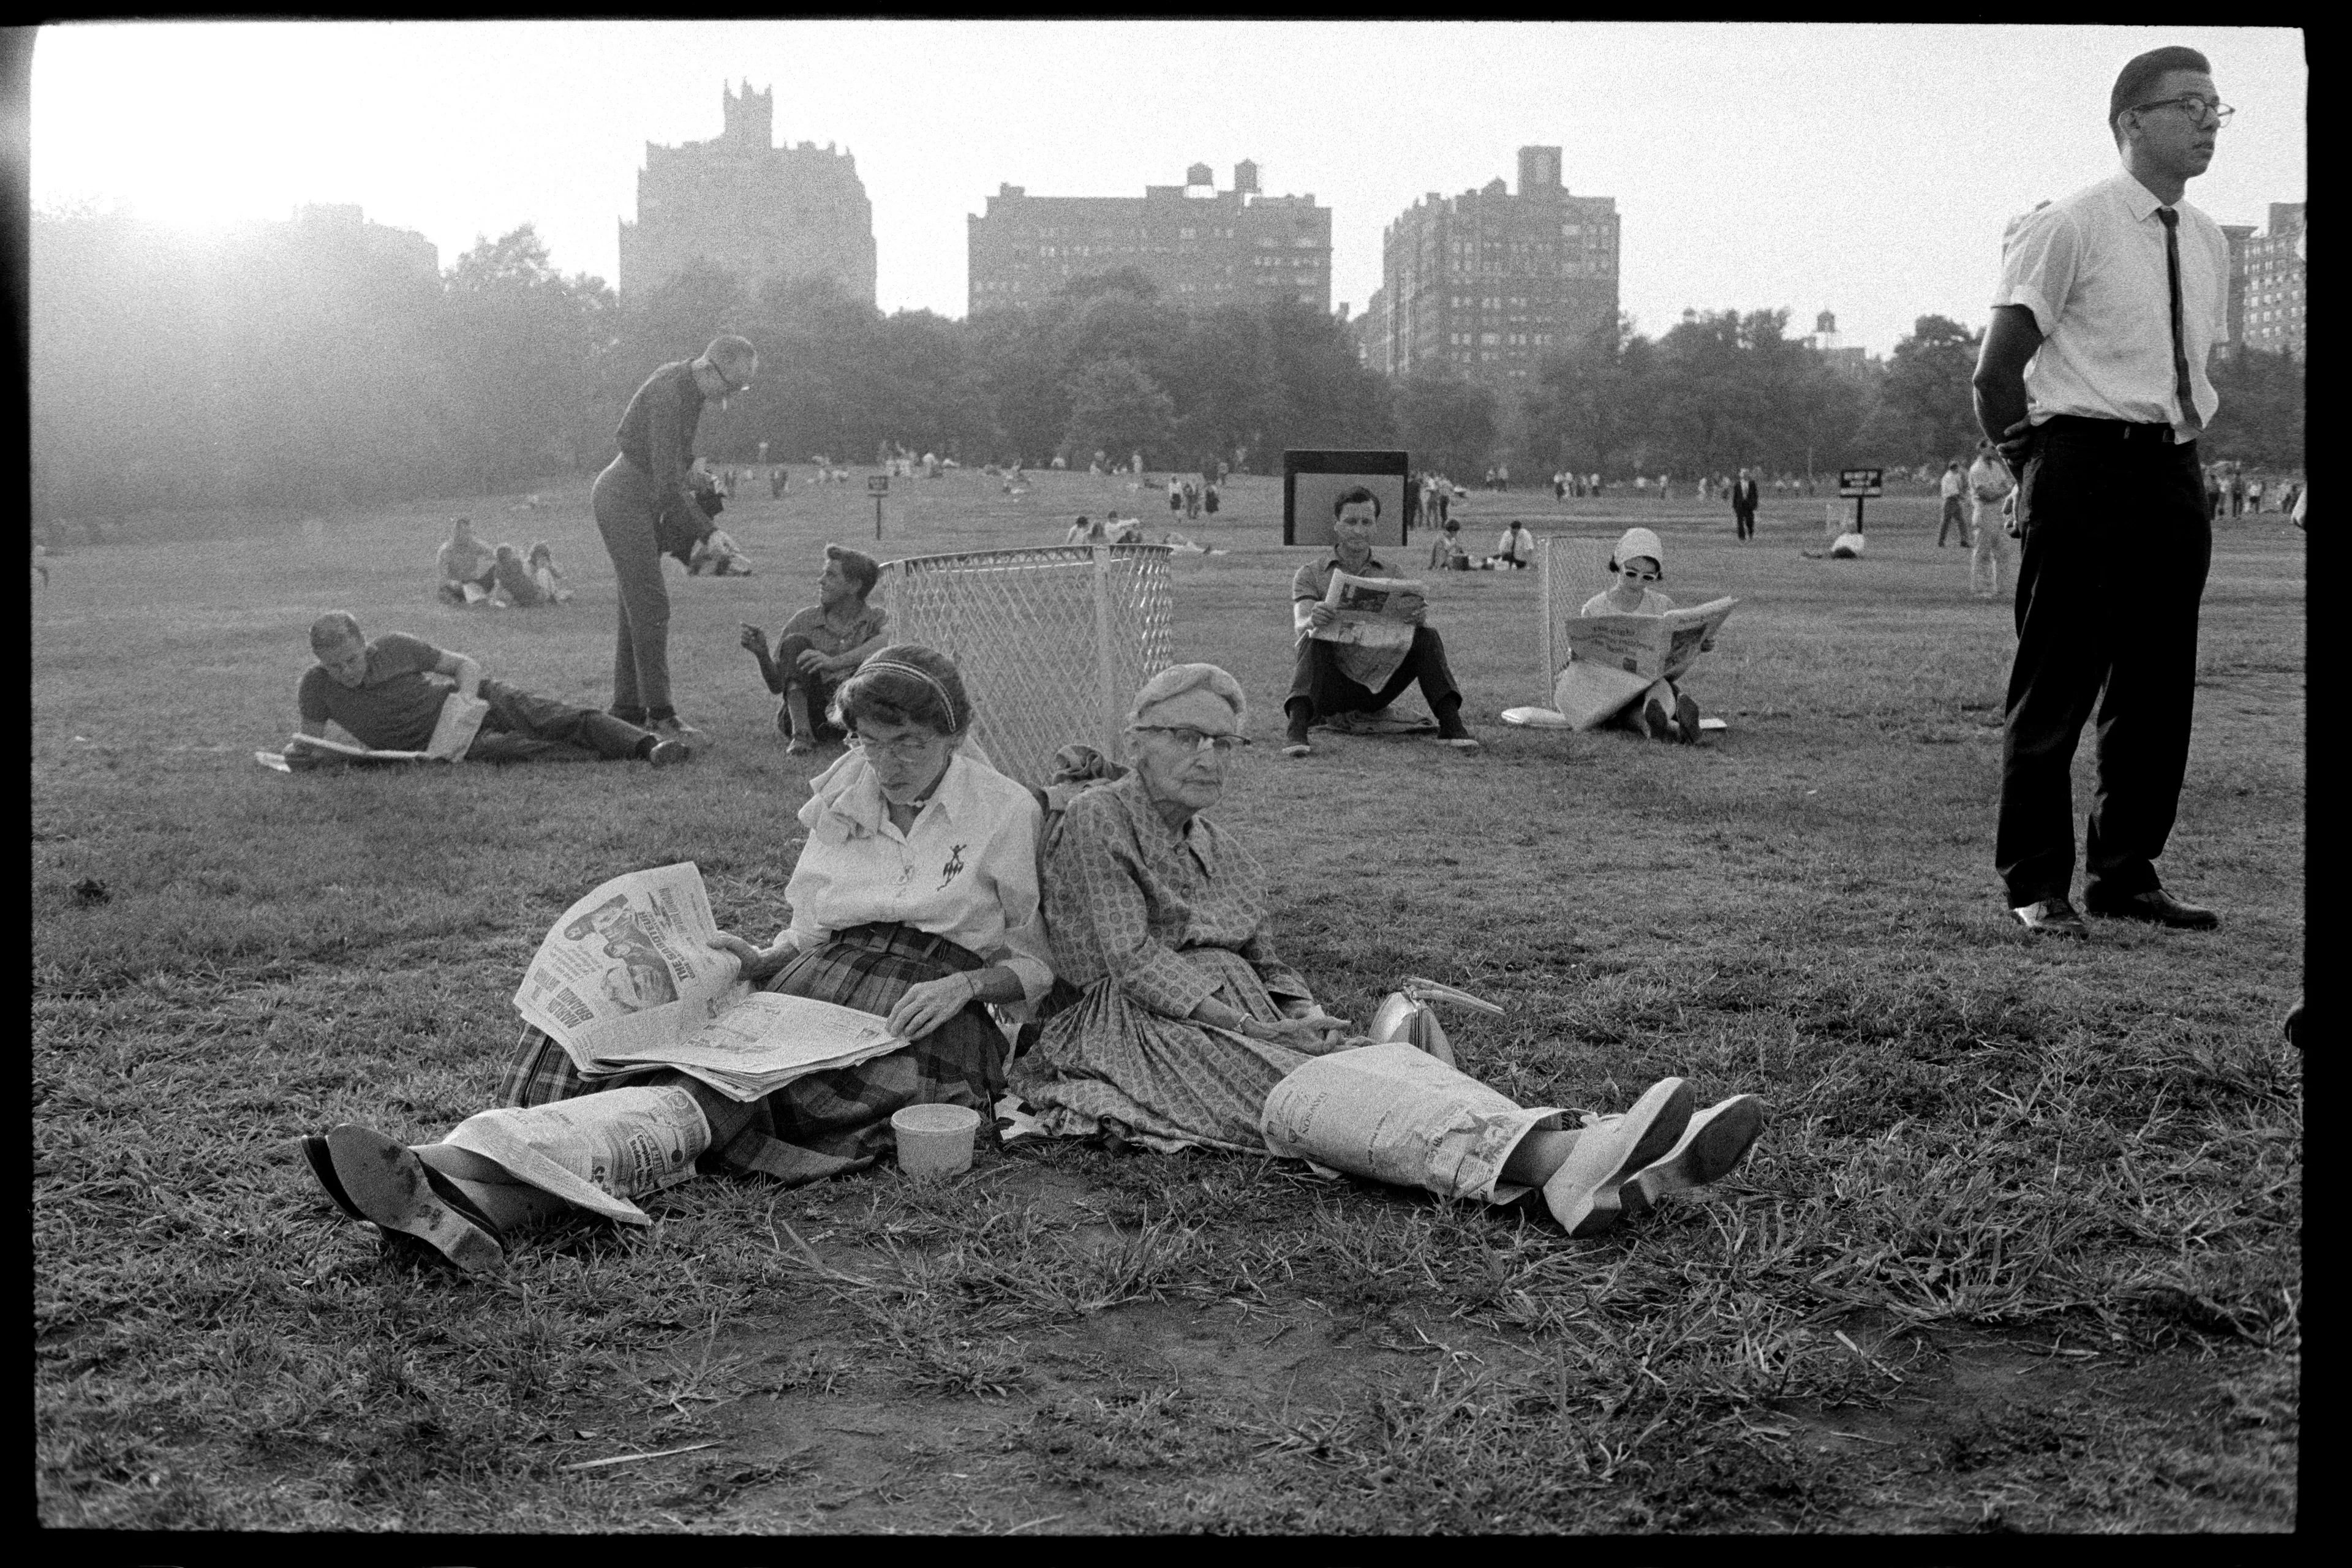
[1993,168,2228,435]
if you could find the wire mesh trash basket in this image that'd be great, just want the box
[879,543,1175,788]
[1535,536,1616,701]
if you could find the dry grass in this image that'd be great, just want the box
[34,468,2301,1531]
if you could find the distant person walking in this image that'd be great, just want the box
[591,335,758,739]
[1730,468,1760,540]
[1937,461,1973,546]
[1973,45,2230,939]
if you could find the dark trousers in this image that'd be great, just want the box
[1996,423,2211,907]
[1733,503,1755,540]
[1937,495,1973,547]
[467,679,657,763]
[590,454,676,723]
[1287,627,1462,722]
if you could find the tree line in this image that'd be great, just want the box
[30,207,2303,530]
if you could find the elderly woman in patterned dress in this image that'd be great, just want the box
[301,646,1054,1275]
[1012,663,1765,1235]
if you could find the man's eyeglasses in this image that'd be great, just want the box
[710,360,752,395]
[1134,725,1251,755]
[848,731,941,761]
[2128,94,2233,127]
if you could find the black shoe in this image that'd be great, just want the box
[2011,897,2090,939]
[2082,888,2219,930]
[1282,704,1313,758]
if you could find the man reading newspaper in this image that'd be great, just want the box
[1551,527,1735,742]
[1283,486,1479,758]
[283,612,692,768]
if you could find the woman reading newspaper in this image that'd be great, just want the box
[1569,526,1717,744]
[1009,664,1765,1237]
[301,646,1055,1276]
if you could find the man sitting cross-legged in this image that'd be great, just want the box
[739,543,890,754]
[295,612,690,767]
[1283,486,1479,757]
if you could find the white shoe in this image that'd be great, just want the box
[1617,1095,1766,1217]
[325,1125,508,1276]
[1542,1078,1694,1237]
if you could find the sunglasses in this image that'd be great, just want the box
[1617,565,1661,582]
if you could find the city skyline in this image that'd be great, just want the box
[28,21,2307,357]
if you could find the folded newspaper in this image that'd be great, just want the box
[257,692,489,771]
[1310,571,1425,649]
[1550,597,1737,729]
[511,861,911,1102]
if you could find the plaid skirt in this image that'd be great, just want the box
[495,922,1007,1188]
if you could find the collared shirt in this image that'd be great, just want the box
[1291,551,1412,689]
[1994,168,2228,434]
[296,632,451,750]
[1041,771,1311,1019]
[613,359,709,519]
[1940,469,1967,499]
[780,748,1054,1001]
[1967,454,2015,503]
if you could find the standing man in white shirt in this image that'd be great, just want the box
[1972,46,2230,939]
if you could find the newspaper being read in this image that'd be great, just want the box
[1550,596,1738,729]
[1308,571,1426,649]
[263,693,489,770]
[511,861,912,1101]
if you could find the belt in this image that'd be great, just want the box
[2040,414,2192,445]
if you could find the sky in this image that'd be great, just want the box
[29,21,2306,356]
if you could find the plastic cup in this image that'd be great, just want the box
[891,1102,981,1179]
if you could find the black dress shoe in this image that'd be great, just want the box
[2011,897,2091,938]
[2083,888,2219,929]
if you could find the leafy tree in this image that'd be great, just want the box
[1394,372,1498,478]
[1061,356,1176,464]
[1869,314,1984,467]
[2204,347,2304,471]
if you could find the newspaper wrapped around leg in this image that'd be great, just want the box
[1259,1043,1566,1205]
[439,1085,711,1226]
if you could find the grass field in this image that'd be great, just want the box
[33,465,2303,1532]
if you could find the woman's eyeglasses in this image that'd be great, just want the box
[848,731,941,761]
[1618,567,1662,583]
[1134,726,1251,755]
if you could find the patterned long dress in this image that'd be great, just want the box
[1011,772,1319,1153]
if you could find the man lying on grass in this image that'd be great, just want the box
[1009,663,1766,1236]
[294,612,692,767]
[301,646,1052,1276]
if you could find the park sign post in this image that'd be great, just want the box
[1838,467,1884,533]
[868,473,888,538]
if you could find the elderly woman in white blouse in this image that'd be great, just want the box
[301,645,1054,1276]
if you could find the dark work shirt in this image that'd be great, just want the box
[614,359,708,520]
[296,632,450,751]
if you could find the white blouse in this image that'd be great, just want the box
[778,748,1055,1001]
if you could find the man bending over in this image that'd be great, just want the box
[296,612,690,767]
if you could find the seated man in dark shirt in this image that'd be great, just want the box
[1283,488,1479,758]
[296,612,691,767]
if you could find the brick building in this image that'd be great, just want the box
[967,161,1330,315]
[1361,146,1619,387]
[617,80,876,304]
[2226,201,2305,360]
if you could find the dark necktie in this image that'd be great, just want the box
[2157,208,2201,430]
